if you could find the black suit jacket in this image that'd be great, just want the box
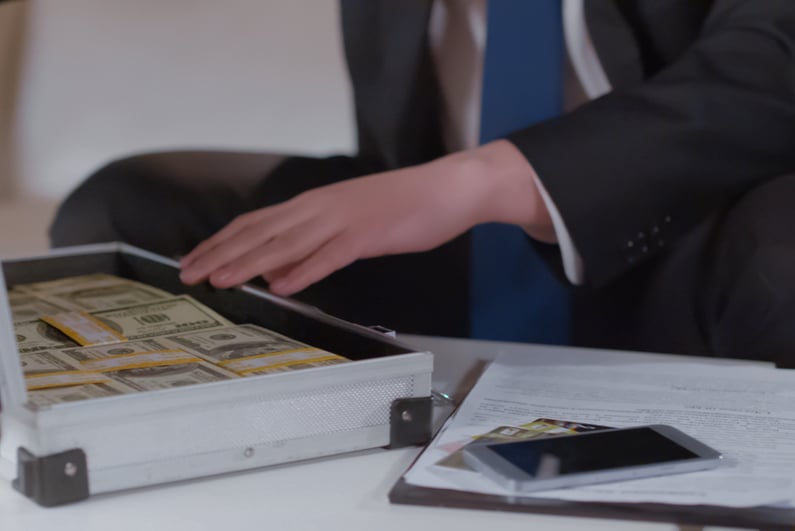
[340,0,795,287]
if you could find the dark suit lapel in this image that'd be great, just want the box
[583,0,645,87]
[340,0,445,170]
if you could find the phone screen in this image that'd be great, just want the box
[487,427,700,477]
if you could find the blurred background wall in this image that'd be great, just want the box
[2,0,355,201]
[0,0,26,199]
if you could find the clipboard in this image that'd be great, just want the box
[389,444,795,530]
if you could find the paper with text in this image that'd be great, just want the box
[404,347,795,508]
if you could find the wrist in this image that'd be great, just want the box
[444,140,556,242]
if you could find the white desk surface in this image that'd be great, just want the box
[0,335,757,531]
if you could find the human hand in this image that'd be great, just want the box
[179,140,552,295]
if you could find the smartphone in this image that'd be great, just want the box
[461,424,722,493]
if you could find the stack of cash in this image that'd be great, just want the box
[7,273,350,407]
[163,324,349,376]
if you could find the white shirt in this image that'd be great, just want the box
[428,0,611,285]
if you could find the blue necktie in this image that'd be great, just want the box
[470,0,570,343]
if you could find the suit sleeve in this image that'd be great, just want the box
[507,0,795,287]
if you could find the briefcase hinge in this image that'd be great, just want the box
[368,325,397,338]
[388,396,433,449]
[12,447,90,507]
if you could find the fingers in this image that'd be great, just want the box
[181,209,265,269]
[262,264,295,284]
[268,234,360,295]
[180,203,306,285]
[206,217,340,288]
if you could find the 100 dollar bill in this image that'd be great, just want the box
[15,273,173,312]
[84,295,233,341]
[15,319,79,353]
[106,360,237,391]
[8,290,70,323]
[27,380,137,408]
[18,350,81,375]
[60,339,207,372]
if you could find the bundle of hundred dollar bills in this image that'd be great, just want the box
[7,274,350,407]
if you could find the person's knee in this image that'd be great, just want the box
[50,153,174,248]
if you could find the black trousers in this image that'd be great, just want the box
[50,151,795,367]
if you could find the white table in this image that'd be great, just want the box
[0,335,756,531]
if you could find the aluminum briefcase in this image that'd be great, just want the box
[0,243,433,506]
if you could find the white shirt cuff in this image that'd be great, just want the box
[531,173,585,285]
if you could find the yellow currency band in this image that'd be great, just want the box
[79,349,202,372]
[84,358,202,372]
[25,370,112,391]
[41,312,127,345]
[216,347,322,367]
[235,354,346,375]
[77,349,187,362]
